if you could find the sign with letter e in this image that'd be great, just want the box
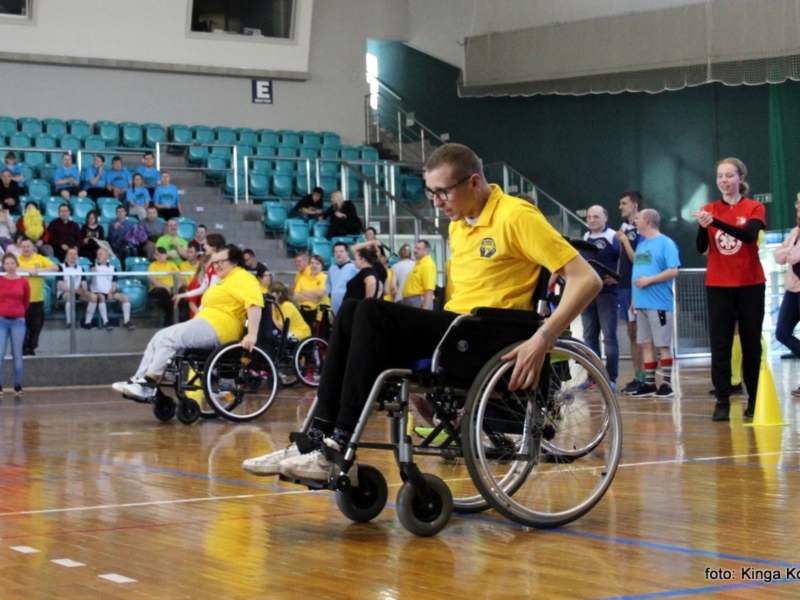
[252,80,273,104]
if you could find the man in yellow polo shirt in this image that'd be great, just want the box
[147,247,182,326]
[244,143,603,481]
[400,240,437,310]
[16,238,58,355]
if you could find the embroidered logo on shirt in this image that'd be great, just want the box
[715,230,742,255]
[480,238,497,258]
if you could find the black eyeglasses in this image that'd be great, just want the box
[424,174,472,203]
[212,258,230,268]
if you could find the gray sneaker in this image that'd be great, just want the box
[242,444,300,476]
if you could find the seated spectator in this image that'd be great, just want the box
[269,281,312,343]
[293,254,328,330]
[148,247,182,327]
[82,155,112,201]
[152,172,181,220]
[179,244,201,287]
[54,152,86,200]
[105,156,132,200]
[136,151,160,195]
[57,247,89,328]
[16,202,53,257]
[343,245,382,302]
[79,209,104,261]
[0,207,14,252]
[125,173,151,220]
[5,231,26,257]
[113,245,263,401]
[189,224,207,255]
[243,248,269,279]
[48,203,82,262]
[1,169,23,215]
[4,152,25,186]
[16,237,58,355]
[107,206,139,260]
[321,190,362,239]
[172,233,226,319]
[292,186,324,222]
[141,205,166,260]
[84,247,134,330]
[156,218,188,265]
[364,227,391,256]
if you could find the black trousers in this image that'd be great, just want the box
[24,301,45,352]
[706,284,765,402]
[316,299,459,432]
[149,288,175,326]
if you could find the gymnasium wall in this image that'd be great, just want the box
[0,1,409,146]
[368,40,790,268]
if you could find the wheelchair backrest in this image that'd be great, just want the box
[256,296,290,358]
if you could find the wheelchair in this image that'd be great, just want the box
[277,257,622,536]
[145,297,328,424]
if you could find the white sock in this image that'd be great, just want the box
[64,301,71,325]
[85,301,97,324]
[122,302,131,323]
[98,302,108,324]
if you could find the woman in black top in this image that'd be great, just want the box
[322,191,362,239]
[344,246,382,301]
[80,209,104,260]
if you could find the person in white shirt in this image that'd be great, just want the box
[57,247,88,328]
[391,243,414,302]
[84,247,135,330]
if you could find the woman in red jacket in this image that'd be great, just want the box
[0,253,31,395]
[694,158,765,422]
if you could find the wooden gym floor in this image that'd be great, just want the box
[1,358,800,599]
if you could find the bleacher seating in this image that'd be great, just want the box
[175,217,197,241]
[27,180,53,205]
[120,122,143,148]
[307,236,333,267]
[42,196,67,219]
[321,132,341,147]
[215,127,236,145]
[248,172,269,200]
[270,173,293,198]
[97,197,122,220]
[284,218,310,254]
[67,119,91,140]
[118,278,147,314]
[70,197,96,220]
[95,121,120,147]
[312,220,330,239]
[204,156,227,184]
[168,124,191,153]
[143,123,166,148]
[83,135,105,151]
[19,117,42,136]
[223,171,245,199]
[236,128,257,146]
[258,130,279,146]
[262,201,288,237]
[0,116,17,137]
[43,118,67,138]
[192,125,214,145]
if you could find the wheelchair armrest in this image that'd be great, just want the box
[470,307,541,324]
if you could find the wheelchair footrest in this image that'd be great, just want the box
[122,393,154,405]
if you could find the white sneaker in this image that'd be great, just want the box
[279,439,358,484]
[114,382,155,401]
[242,444,300,476]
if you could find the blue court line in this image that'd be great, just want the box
[602,578,799,599]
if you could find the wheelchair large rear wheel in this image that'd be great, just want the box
[293,336,327,387]
[462,341,622,528]
[203,342,279,422]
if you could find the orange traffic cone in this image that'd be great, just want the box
[744,356,789,428]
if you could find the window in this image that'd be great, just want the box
[0,0,31,20]
[189,0,294,40]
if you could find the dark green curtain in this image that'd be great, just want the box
[768,82,800,232]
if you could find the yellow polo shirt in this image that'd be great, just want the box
[148,260,181,290]
[445,185,578,314]
[179,260,199,286]
[403,254,437,297]
[294,271,328,310]
[277,301,312,340]
[17,253,55,302]
[197,267,264,344]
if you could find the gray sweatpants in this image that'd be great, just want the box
[134,318,219,379]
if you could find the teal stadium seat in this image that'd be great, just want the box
[59,134,81,155]
[9,132,31,149]
[284,218,310,254]
[278,130,300,146]
[277,145,297,158]
[43,119,67,138]
[339,146,359,161]
[37,163,57,187]
[97,197,122,220]
[43,196,67,219]
[312,220,330,239]
[236,128,257,146]
[0,116,17,137]
[18,163,34,184]
[319,160,338,176]
[143,123,166,148]
[258,130,279,146]
[204,156,227,184]
[210,145,232,164]
[168,124,191,154]
[301,133,321,149]
[18,117,42,136]
[28,180,53,205]
[248,172,269,200]
[107,256,122,272]
[192,125,214,144]
[255,143,276,158]
[262,201,288,237]
[270,173,293,198]
[251,157,272,174]
[83,135,105,151]
[67,119,91,141]
[23,148,46,170]
[70,197,96,220]
[234,143,252,160]
[318,176,337,197]
[307,237,333,268]
[175,217,197,241]
[124,257,151,287]
[402,175,425,200]
[294,174,311,197]
[215,127,236,145]
[359,146,379,161]
[321,132,341,148]
[95,121,120,147]
[187,145,208,167]
[273,157,294,174]
[319,148,338,160]
[120,122,143,148]
[118,278,147,314]
[223,172,245,199]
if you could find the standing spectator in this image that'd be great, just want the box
[152,172,181,220]
[289,252,310,296]
[343,245,381,302]
[105,156,132,200]
[79,209,104,261]
[16,238,58,355]
[391,243,414,302]
[189,224,208,255]
[629,209,680,398]
[292,186,324,221]
[0,252,30,395]
[364,226,391,256]
[136,151,160,194]
[400,239,436,309]
[4,152,25,186]
[579,205,620,389]
[380,254,396,301]
[84,246,134,330]
[54,152,85,200]
[0,207,14,251]
[1,169,23,215]
[293,254,328,330]
[125,173,151,220]
[243,248,269,279]
[141,205,166,260]
[617,191,645,394]
[82,154,111,201]
[16,201,53,257]
[156,219,188,265]
[148,247,181,327]
[774,198,800,397]
[326,241,358,315]
[48,203,82,262]
[172,233,226,318]
[321,191,362,239]
[57,247,88,328]
[694,158,765,421]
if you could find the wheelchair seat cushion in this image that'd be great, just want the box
[175,347,216,361]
